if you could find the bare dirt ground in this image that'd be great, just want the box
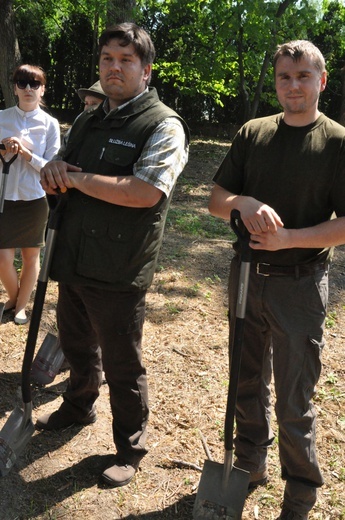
[0,138,344,520]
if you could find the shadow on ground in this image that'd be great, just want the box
[121,494,195,519]
[0,448,196,519]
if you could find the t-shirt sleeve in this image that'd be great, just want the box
[213,128,245,195]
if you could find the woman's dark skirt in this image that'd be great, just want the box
[0,197,49,248]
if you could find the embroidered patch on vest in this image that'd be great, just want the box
[108,138,136,149]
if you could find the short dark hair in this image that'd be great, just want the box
[98,22,156,67]
[12,64,46,85]
[273,40,326,76]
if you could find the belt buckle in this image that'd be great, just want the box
[256,262,270,276]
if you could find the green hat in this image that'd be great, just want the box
[77,80,106,102]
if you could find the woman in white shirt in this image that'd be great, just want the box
[0,64,60,324]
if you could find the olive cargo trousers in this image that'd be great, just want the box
[229,255,327,515]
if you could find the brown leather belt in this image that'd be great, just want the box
[254,262,328,278]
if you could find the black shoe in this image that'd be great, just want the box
[36,408,96,431]
[276,506,309,519]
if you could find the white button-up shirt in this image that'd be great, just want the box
[0,105,60,200]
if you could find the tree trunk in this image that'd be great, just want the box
[106,0,136,25]
[340,65,345,126]
[237,20,251,122]
[248,0,296,121]
[0,0,21,107]
[91,10,100,85]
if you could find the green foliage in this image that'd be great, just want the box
[137,0,345,123]
[15,4,51,70]
[49,12,94,110]
[13,1,95,112]
[5,0,345,123]
[309,1,345,118]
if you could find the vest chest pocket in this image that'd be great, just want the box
[103,142,138,167]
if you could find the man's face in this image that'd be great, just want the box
[275,55,327,121]
[99,38,151,110]
[83,95,103,111]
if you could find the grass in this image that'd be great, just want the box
[167,208,235,239]
[325,310,337,328]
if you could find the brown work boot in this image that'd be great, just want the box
[276,506,309,519]
[248,468,268,491]
[234,458,268,491]
[36,407,96,431]
[101,456,138,488]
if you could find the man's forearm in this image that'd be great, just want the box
[286,216,345,249]
[70,171,163,208]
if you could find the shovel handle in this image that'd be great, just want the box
[224,210,252,453]
[47,188,69,230]
[230,209,251,262]
[0,144,19,213]
[21,189,68,403]
[0,143,19,171]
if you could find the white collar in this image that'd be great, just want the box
[15,105,41,118]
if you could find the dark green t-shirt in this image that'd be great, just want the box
[214,113,345,265]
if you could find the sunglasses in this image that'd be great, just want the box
[16,80,42,90]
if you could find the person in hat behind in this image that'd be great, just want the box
[77,80,107,111]
[59,80,107,158]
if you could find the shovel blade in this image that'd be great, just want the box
[0,404,35,477]
[193,460,250,520]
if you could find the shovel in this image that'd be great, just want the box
[0,143,19,323]
[0,191,67,477]
[193,209,251,520]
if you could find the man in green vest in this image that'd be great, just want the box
[37,22,189,488]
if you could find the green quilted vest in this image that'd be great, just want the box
[50,88,189,290]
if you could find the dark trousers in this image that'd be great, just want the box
[57,283,149,465]
[229,255,327,514]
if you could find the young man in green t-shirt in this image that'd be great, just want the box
[209,40,345,520]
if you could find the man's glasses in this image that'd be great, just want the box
[16,80,42,90]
